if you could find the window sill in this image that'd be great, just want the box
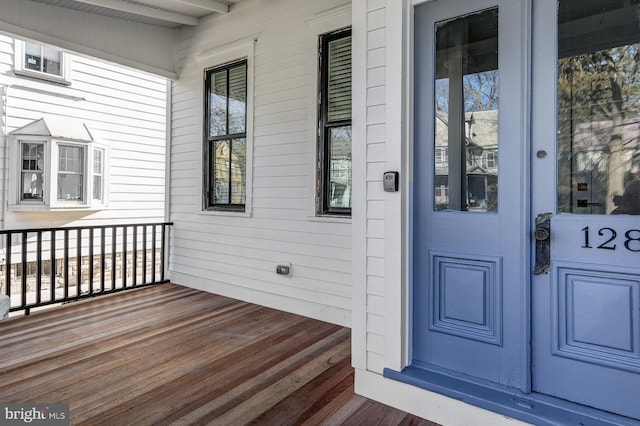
[199,209,252,218]
[9,203,101,212]
[14,69,71,86]
[307,214,352,224]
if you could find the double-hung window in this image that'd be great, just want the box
[14,41,70,84]
[205,60,248,211]
[57,145,84,201]
[21,143,45,200]
[318,28,352,215]
[93,148,105,203]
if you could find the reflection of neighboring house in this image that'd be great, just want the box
[435,109,498,210]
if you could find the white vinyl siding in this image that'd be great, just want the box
[169,0,352,326]
[0,34,167,228]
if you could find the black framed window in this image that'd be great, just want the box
[318,29,352,215]
[204,60,247,211]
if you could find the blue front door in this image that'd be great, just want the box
[531,0,640,419]
[413,0,529,389]
[414,0,640,420]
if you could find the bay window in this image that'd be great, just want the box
[10,118,106,211]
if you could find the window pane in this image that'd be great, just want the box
[213,140,230,204]
[22,172,44,200]
[58,174,83,200]
[228,64,247,134]
[328,126,352,209]
[434,8,499,212]
[59,145,83,172]
[24,42,42,71]
[557,0,640,215]
[43,46,62,76]
[327,36,352,122]
[93,149,104,201]
[230,138,246,204]
[58,145,84,201]
[22,143,44,171]
[209,70,228,137]
[93,176,102,201]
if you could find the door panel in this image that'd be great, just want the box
[413,0,527,388]
[532,0,640,419]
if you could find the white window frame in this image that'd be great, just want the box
[14,40,71,85]
[92,147,107,205]
[195,35,256,217]
[9,137,107,211]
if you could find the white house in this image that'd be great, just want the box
[2,1,640,425]
[0,33,168,308]
[0,34,168,230]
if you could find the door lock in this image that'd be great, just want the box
[534,227,550,241]
[534,213,552,275]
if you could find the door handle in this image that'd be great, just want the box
[534,213,552,275]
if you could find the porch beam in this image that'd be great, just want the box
[177,0,229,14]
[72,0,199,26]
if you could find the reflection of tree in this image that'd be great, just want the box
[558,45,640,213]
[329,126,352,209]
[435,70,499,113]
[209,94,246,137]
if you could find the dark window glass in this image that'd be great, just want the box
[319,29,352,215]
[205,61,247,210]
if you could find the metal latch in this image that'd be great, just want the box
[533,213,552,275]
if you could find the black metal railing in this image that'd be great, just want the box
[0,222,172,315]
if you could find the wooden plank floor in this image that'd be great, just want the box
[0,283,437,426]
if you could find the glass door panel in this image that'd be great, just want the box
[434,8,499,212]
[557,0,640,215]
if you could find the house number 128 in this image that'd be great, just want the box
[581,227,640,252]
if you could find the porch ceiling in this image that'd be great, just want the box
[26,0,240,28]
[0,0,247,78]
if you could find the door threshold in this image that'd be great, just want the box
[384,364,640,426]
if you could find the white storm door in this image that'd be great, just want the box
[531,0,640,420]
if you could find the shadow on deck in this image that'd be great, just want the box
[0,283,437,425]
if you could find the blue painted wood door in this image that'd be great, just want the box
[413,0,529,389]
[414,0,640,419]
[531,0,640,420]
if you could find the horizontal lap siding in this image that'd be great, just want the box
[0,35,167,227]
[365,0,386,374]
[169,0,353,326]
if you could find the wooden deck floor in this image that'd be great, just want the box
[0,283,437,425]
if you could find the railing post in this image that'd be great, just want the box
[64,229,69,300]
[152,224,157,283]
[36,231,42,306]
[89,228,94,295]
[132,225,137,287]
[51,230,56,302]
[76,229,82,299]
[100,227,106,293]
